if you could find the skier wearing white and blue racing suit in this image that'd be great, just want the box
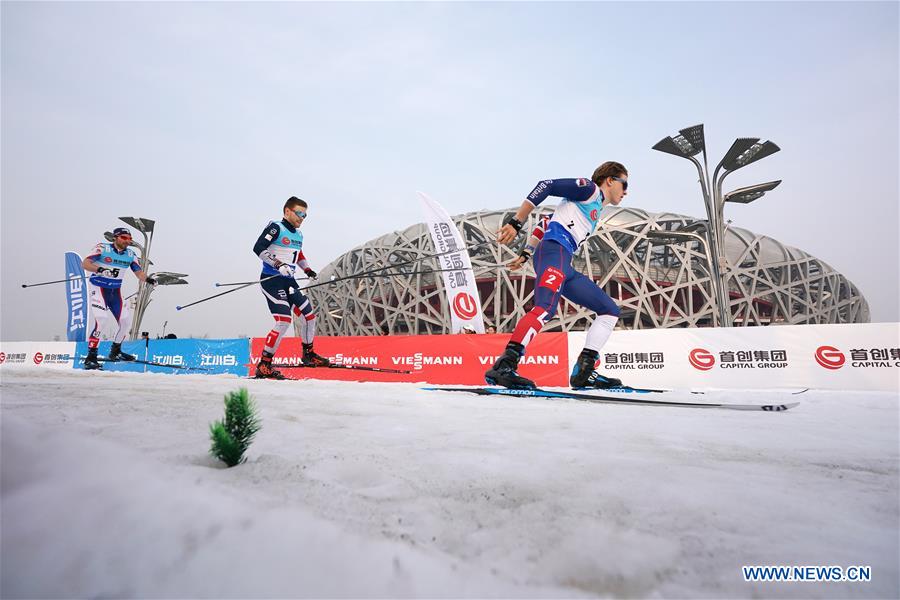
[251,196,329,379]
[81,227,156,369]
[486,161,629,390]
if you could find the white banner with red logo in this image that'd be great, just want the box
[0,342,77,370]
[568,323,900,392]
[418,191,485,333]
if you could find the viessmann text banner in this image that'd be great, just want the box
[250,333,568,385]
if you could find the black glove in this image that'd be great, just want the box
[518,247,533,262]
[503,216,523,232]
[304,268,318,281]
[145,276,157,285]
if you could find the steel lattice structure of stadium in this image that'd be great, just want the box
[305,207,869,336]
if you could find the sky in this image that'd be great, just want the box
[2,1,898,341]
[3,369,898,597]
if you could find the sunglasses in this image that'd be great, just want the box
[116,235,132,241]
[611,176,628,191]
[293,209,307,218]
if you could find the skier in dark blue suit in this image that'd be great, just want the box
[251,196,329,379]
[486,162,629,390]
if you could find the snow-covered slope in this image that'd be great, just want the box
[2,370,897,598]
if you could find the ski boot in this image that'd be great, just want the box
[108,342,136,362]
[485,342,535,389]
[570,348,623,389]
[301,343,330,367]
[255,351,285,380]
[83,347,102,370]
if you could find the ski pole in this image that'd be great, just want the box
[299,267,495,292]
[213,267,487,288]
[372,239,494,275]
[21,276,84,288]
[215,275,311,287]
[306,239,493,287]
[296,238,495,289]
[267,240,496,288]
[179,240,493,311]
[176,274,281,311]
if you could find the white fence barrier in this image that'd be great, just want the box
[0,342,77,370]
[568,323,900,392]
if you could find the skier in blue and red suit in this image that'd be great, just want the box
[486,161,629,390]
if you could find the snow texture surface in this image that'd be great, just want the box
[2,369,898,598]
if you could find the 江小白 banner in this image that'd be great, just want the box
[64,252,89,342]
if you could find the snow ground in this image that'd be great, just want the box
[1,369,898,599]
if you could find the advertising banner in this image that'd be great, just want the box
[568,323,900,392]
[6,323,895,390]
[64,252,89,342]
[250,333,568,385]
[72,338,250,375]
[0,342,77,370]
[419,192,485,333]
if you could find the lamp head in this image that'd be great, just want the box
[653,124,705,158]
[119,216,156,234]
[724,180,782,204]
[719,139,780,172]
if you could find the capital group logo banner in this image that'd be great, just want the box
[0,342,76,369]
[568,323,899,391]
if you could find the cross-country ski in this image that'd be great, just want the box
[424,386,801,411]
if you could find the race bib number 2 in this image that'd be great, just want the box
[538,266,565,292]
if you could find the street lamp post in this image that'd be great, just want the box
[709,141,781,316]
[653,125,780,326]
[116,217,156,341]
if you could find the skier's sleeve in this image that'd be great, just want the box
[524,178,597,206]
[530,214,551,242]
[520,214,550,258]
[86,243,103,261]
[295,250,311,271]
[253,223,282,267]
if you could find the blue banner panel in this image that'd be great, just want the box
[64,252,89,342]
[73,339,250,375]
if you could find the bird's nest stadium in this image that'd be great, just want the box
[306,207,869,336]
